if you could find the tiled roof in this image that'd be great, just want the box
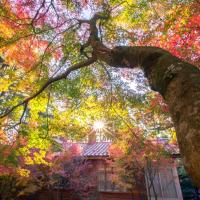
[82,142,111,157]
[56,137,179,158]
[60,140,111,157]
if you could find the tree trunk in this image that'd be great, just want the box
[95,45,200,187]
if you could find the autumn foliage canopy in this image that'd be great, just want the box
[0,0,199,197]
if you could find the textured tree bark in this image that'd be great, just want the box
[95,45,200,187]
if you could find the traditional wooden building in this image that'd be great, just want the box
[77,141,145,200]
[28,137,183,200]
[62,139,183,200]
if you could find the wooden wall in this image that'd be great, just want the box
[99,191,147,200]
[19,189,147,200]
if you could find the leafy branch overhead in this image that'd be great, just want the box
[0,0,200,188]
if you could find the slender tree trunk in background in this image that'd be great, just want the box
[95,45,200,186]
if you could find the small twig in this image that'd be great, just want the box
[98,61,113,106]
[39,91,51,139]
[4,102,28,130]
[30,0,46,30]
[148,2,163,22]
[112,106,140,140]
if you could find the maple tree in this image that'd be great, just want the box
[47,142,97,200]
[0,141,96,199]
[0,0,200,188]
[108,101,176,199]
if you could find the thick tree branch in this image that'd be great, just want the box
[78,12,112,63]
[0,57,96,119]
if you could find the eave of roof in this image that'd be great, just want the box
[82,142,111,157]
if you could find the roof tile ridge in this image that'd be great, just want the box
[91,141,112,144]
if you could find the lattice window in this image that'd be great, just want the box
[98,167,127,192]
